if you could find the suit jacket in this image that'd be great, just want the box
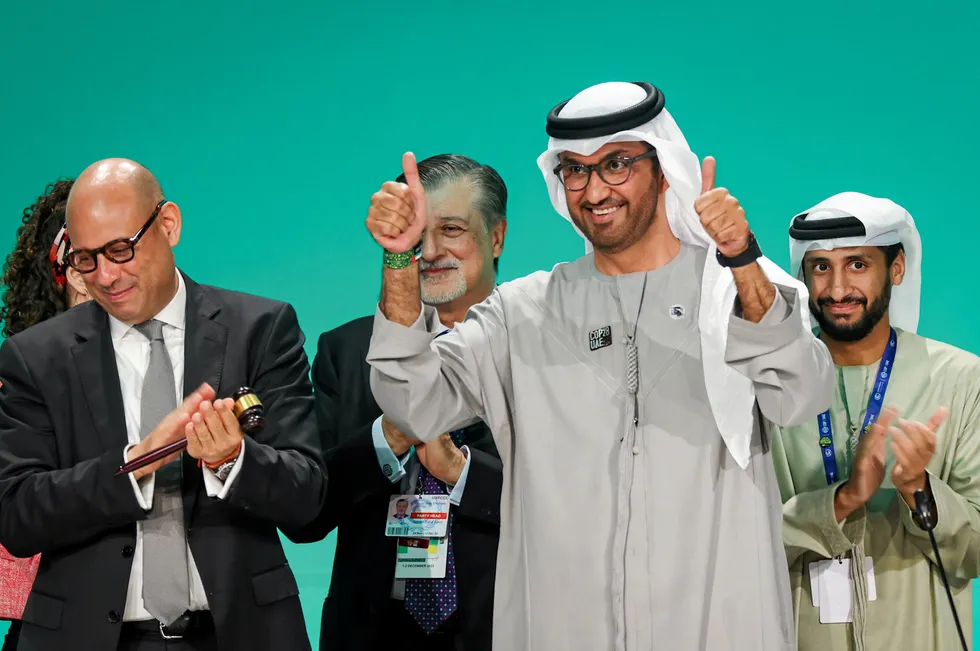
[0,272,326,651]
[283,315,502,651]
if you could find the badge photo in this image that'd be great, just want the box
[385,494,451,539]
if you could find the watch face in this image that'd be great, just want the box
[216,462,234,480]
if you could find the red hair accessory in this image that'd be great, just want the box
[49,224,71,288]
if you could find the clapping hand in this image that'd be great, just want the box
[185,397,244,466]
[890,406,946,502]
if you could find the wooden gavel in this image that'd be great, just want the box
[114,387,265,475]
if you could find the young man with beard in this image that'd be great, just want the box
[285,154,506,651]
[364,81,834,651]
[773,191,980,651]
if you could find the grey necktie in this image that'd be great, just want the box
[135,319,190,625]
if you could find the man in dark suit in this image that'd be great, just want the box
[285,154,507,651]
[0,159,326,651]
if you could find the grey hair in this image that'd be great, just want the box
[397,154,507,233]
[396,154,507,272]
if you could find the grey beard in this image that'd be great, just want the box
[421,268,467,305]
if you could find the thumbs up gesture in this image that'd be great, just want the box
[366,152,428,253]
[693,156,751,258]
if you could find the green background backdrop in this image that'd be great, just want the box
[1,0,978,647]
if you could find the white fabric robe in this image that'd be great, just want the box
[368,244,835,651]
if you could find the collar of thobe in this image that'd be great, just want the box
[536,80,814,469]
[788,191,921,334]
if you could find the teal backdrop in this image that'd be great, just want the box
[1,0,978,647]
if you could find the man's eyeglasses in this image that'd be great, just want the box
[67,199,168,274]
[553,149,658,192]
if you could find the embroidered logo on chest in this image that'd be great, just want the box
[669,305,685,319]
[588,326,612,351]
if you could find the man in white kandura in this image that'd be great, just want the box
[364,80,834,651]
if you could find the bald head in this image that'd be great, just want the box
[64,158,182,325]
[67,159,164,222]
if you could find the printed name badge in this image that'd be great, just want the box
[385,494,450,539]
[394,537,448,579]
[809,557,877,623]
[588,326,612,351]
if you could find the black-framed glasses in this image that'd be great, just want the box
[67,199,169,273]
[553,149,658,191]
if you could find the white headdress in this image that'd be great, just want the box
[788,191,921,333]
[536,81,813,470]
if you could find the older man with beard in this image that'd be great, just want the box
[285,154,507,651]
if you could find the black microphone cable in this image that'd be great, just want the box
[913,488,968,651]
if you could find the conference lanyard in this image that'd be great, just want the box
[818,328,898,485]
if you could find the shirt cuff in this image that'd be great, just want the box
[372,416,409,483]
[819,480,865,556]
[732,282,792,324]
[202,444,246,499]
[447,446,471,506]
[783,480,865,559]
[726,285,802,352]
[124,444,154,510]
[371,303,445,353]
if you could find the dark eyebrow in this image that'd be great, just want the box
[561,149,630,165]
[806,254,873,266]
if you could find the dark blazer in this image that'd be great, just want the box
[283,315,502,651]
[0,272,326,651]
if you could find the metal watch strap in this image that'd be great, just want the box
[383,241,423,269]
[716,232,762,268]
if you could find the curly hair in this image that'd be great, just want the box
[1,179,75,337]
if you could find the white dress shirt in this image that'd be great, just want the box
[113,272,244,621]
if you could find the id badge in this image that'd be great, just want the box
[385,494,450,538]
[394,537,448,579]
[809,556,877,623]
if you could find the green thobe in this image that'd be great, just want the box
[772,328,980,651]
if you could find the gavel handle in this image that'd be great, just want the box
[114,438,188,475]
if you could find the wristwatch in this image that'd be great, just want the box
[716,232,762,268]
[212,457,238,482]
[204,442,242,481]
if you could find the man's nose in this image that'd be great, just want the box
[92,255,121,288]
[828,270,852,301]
[583,171,612,205]
[421,232,445,261]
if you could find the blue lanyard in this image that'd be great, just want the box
[817,328,898,485]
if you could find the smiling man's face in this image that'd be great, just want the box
[561,141,664,254]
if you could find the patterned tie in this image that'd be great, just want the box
[135,320,191,625]
[403,429,465,634]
